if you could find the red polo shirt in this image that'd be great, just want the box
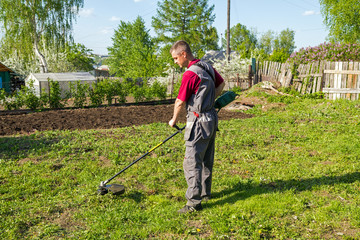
[177,59,224,102]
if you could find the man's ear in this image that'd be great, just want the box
[181,51,187,58]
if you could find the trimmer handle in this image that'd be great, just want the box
[174,124,185,132]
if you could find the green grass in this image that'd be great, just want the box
[1,95,360,239]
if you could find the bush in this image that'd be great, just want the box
[113,80,127,104]
[88,81,106,106]
[150,80,167,100]
[18,84,41,110]
[288,42,360,65]
[0,89,22,110]
[268,49,290,63]
[70,81,89,108]
[48,80,64,109]
[102,79,117,105]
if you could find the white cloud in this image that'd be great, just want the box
[110,16,121,22]
[79,8,95,17]
[303,10,320,16]
[134,0,143,2]
[100,27,114,35]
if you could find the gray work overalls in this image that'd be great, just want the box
[183,61,218,207]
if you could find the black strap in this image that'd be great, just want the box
[192,62,215,82]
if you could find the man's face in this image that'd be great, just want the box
[171,50,188,68]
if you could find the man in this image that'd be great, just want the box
[168,40,225,213]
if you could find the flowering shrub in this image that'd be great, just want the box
[212,54,251,81]
[288,42,360,65]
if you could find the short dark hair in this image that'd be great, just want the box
[170,40,192,55]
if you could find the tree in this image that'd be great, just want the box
[273,28,296,55]
[64,43,94,72]
[320,0,360,43]
[107,16,163,79]
[0,0,84,73]
[258,30,275,55]
[0,42,94,75]
[152,0,219,58]
[222,23,257,58]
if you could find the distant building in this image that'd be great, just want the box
[201,50,238,65]
[94,65,110,78]
[25,72,96,97]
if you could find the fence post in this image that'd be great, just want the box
[248,65,253,88]
[47,77,51,101]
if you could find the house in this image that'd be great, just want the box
[94,65,110,78]
[25,72,96,97]
[0,62,15,93]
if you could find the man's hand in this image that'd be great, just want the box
[169,118,176,128]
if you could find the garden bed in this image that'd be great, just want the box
[0,103,252,136]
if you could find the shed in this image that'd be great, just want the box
[0,62,14,93]
[25,72,97,97]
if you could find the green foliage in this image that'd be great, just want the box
[113,80,128,104]
[48,80,64,109]
[64,43,94,72]
[0,90,21,110]
[17,82,41,110]
[152,0,218,58]
[320,0,360,43]
[223,23,257,58]
[88,81,106,107]
[130,81,147,103]
[172,77,182,98]
[70,81,89,108]
[258,30,275,55]
[273,28,296,55]
[257,29,296,60]
[108,16,163,79]
[268,49,290,63]
[230,86,245,95]
[0,0,84,73]
[1,98,360,239]
[0,78,168,110]
[150,80,167,100]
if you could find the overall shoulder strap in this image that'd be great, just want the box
[191,62,215,82]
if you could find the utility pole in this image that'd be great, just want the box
[226,0,230,62]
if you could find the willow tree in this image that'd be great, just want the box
[320,0,360,43]
[151,0,218,58]
[0,0,84,73]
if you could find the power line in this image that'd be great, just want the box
[298,0,320,8]
[280,0,308,10]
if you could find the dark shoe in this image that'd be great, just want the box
[177,204,203,214]
[202,196,211,202]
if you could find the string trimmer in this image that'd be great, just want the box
[97,91,237,196]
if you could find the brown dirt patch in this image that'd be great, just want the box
[0,104,252,136]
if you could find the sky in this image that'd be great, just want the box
[73,0,329,56]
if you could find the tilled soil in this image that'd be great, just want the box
[0,104,252,136]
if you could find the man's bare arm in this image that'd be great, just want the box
[169,98,186,127]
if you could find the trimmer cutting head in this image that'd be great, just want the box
[97,183,125,195]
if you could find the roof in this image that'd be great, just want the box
[96,65,109,71]
[26,72,96,82]
[0,62,14,72]
[201,50,238,64]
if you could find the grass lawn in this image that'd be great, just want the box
[1,90,360,239]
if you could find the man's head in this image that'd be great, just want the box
[170,40,194,68]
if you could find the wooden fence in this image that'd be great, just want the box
[257,61,360,100]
